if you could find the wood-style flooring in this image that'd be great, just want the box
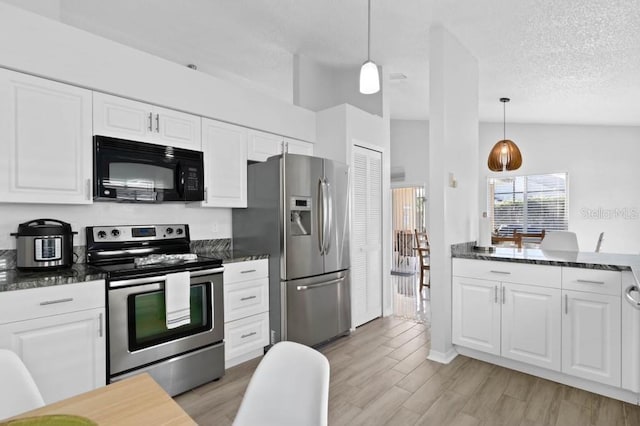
[174,317,640,425]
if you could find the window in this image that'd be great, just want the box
[488,173,568,236]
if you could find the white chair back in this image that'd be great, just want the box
[233,341,330,426]
[0,349,44,420]
[540,231,579,252]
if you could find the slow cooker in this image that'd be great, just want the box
[11,219,76,270]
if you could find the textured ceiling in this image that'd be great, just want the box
[11,0,639,125]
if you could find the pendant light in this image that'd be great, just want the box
[359,0,380,94]
[487,97,522,171]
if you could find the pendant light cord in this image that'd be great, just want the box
[367,0,371,61]
[503,101,506,140]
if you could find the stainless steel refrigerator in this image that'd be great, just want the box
[232,153,351,347]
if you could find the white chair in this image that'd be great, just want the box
[0,349,45,420]
[595,232,605,252]
[233,341,330,426]
[540,231,579,252]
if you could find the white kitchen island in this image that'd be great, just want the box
[451,244,640,404]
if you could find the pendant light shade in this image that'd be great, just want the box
[487,98,522,172]
[360,61,380,94]
[359,0,380,94]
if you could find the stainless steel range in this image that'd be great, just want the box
[86,224,224,396]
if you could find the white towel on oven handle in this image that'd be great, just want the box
[165,271,191,329]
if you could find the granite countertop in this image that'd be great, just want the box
[453,245,640,283]
[193,248,269,264]
[0,264,107,293]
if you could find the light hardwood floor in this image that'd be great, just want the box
[174,317,640,425]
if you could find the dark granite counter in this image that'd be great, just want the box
[452,243,640,283]
[193,248,269,264]
[0,264,106,292]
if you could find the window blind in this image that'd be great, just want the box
[489,173,568,235]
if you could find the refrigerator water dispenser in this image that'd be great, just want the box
[290,197,312,236]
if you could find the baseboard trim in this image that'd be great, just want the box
[427,347,458,364]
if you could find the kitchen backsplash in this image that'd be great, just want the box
[0,239,232,271]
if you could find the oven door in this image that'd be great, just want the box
[108,269,223,376]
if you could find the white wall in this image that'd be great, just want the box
[428,26,479,362]
[480,123,640,254]
[294,54,383,117]
[0,3,315,142]
[0,203,231,250]
[390,119,429,188]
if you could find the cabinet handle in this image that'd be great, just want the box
[565,294,568,314]
[502,286,506,304]
[241,295,257,301]
[576,279,605,285]
[203,187,208,202]
[155,114,160,132]
[40,297,73,306]
[241,269,257,274]
[494,285,498,303]
[86,178,91,200]
[241,331,257,339]
[148,112,153,131]
[98,313,103,337]
[490,270,511,275]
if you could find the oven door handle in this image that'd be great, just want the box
[109,267,224,288]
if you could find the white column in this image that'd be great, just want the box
[428,25,479,363]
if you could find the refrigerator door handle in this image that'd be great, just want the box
[296,277,344,291]
[324,180,333,254]
[317,178,325,254]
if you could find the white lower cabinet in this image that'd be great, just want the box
[502,283,561,371]
[452,276,561,370]
[0,280,106,404]
[223,259,269,368]
[452,276,501,355]
[562,290,621,387]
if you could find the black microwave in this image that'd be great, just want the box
[93,135,205,202]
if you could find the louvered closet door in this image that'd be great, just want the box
[352,145,383,327]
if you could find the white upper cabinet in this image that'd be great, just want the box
[0,69,92,204]
[93,92,201,150]
[247,129,284,162]
[284,137,313,156]
[201,118,247,208]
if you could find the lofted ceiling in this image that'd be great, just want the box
[7,0,640,125]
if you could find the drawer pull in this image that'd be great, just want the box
[490,270,511,275]
[241,295,257,301]
[39,297,73,306]
[241,331,257,339]
[241,269,257,274]
[576,279,605,285]
[565,294,569,314]
[494,285,498,303]
[98,313,103,337]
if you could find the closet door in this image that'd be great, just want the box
[351,145,383,327]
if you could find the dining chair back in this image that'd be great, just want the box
[595,232,605,252]
[233,341,330,426]
[0,349,44,420]
[540,231,579,252]
[414,229,430,292]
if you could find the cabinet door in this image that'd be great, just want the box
[201,118,247,208]
[224,278,269,322]
[224,312,269,364]
[284,137,313,156]
[0,69,92,204]
[247,129,283,162]
[452,276,501,355]
[562,290,621,387]
[502,283,561,371]
[154,105,201,150]
[93,92,155,143]
[0,308,106,404]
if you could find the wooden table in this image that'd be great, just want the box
[12,373,196,425]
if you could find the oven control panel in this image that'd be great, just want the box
[91,224,187,242]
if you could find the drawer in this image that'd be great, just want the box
[562,267,621,296]
[224,277,269,322]
[0,280,105,324]
[224,311,269,361]
[224,259,268,284]
[453,259,561,288]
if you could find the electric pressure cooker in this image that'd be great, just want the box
[11,219,76,270]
